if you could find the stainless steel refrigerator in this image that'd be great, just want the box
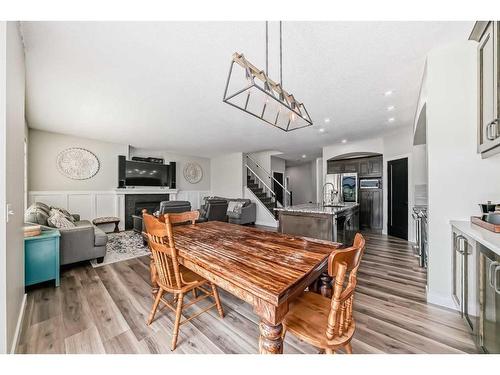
[325,173,358,204]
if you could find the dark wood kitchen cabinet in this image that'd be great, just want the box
[327,155,382,177]
[359,156,383,177]
[327,162,344,174]
[359,189,382,232]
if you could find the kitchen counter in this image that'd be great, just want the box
[274,202,359,216]
[276,203,359,244]
[450,220,500,256]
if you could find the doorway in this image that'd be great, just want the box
[273,172,284,206]
[387,157,408,240]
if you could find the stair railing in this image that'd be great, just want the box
[246,165,276,201]
[245,154,292,207]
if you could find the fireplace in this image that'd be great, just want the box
[124,194,169,229]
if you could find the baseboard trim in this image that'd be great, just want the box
[255,219,278,228]
[10,293,27,354]
[426,291,457,311]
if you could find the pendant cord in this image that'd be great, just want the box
[280,21,283,88]
[265,21,269,76]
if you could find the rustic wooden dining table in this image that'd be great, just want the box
[166,221,342,354]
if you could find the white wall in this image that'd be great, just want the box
[29,129,129,191]
[0,20,6,355]
[210,152,244,198]
[286,161,316,205]
[426,41,500,309]
[412,144,428,205]
[28,129,210,212]
[0,21,27,354]
[130,147,210,191]
[315,157,323,203]
[270,155,286,176]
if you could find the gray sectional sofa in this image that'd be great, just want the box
[25,202,107,265]
[198,196,256,225]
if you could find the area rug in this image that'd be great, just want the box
[90,230,149,268]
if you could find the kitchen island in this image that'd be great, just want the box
[275,203,360,245]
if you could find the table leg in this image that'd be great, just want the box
[114,222,120,233]
[319,272,332,298]
[259,320,283,354]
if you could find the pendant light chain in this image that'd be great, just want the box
[265,21,269,76]
[280,21,283,88]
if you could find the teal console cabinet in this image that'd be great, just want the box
[24,229,61,287]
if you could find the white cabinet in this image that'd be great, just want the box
[471,21,500,157]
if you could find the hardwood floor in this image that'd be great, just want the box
[16,231,478,354]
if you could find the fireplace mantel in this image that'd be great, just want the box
[114,188,178,196]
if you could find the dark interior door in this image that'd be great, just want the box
[388,158,408,240]
[273,172,284,206]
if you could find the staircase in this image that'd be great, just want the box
[246,174,277,216]
[244,154,292,220]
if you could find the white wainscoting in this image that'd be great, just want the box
[28,190,211,231]
[176,190,211,210]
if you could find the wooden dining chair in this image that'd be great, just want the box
[143,211,224,350]
[283,233,365,354]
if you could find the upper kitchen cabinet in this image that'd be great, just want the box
[471,21,500,158]
[327,155,383,177]
[358,156,383,177]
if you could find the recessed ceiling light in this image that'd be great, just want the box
[324,118,330,123]
[301,154,307,158]
[387,105,395,111]
[388,117,395,123]
[384,90,393,97]
[319,128,325,133]
[341,139,347,144]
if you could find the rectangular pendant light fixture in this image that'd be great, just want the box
[223,52,313,132]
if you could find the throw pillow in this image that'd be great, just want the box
[47,209,76,229]
[25,205,50,226]
[51,206,75,222]
[227,201,243,214]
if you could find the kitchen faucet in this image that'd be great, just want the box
[322,182,339,206]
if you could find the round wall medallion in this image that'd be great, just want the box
[56,148,100,180]
[183,162,203,184]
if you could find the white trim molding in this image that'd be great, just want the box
[28,189,209,231]
[426,290,457,311]
[10,293,26,354]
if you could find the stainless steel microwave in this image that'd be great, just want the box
[359,179,381,189]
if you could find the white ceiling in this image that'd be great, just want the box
[21,21,473,159]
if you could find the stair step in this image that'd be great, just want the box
[249,188,264,194]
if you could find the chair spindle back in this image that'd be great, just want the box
[325,233,365,341]
[142,211,200,290]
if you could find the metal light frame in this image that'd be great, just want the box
[222,22,313,132]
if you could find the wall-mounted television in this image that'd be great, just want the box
[118,156,176,188]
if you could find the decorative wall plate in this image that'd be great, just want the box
[183,162,203,184]
[56,148,100,180]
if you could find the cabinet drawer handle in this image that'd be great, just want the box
[495,265,500,295]
[489,261,500,289]
[486,119,499,140]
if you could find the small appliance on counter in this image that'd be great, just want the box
[471,201,500,232]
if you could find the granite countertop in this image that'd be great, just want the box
[274,202,359,216]
[450,220,500,256]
